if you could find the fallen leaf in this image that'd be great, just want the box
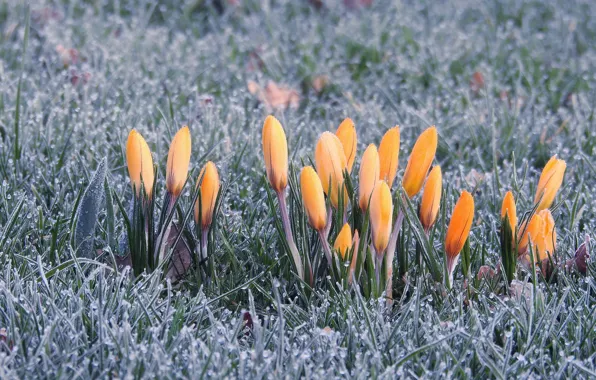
[312,75,329,94]
[470,71,485,93]
[247,80,300,111]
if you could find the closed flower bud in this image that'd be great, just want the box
[334,223,352,259]
[315,132,348,209]
[501,191,517,240]
[166,126,192,197]
[300,166,327,231]
[194,161,220,231]
[369,181,393,255]
[518,213,548,261]
[445,191,475,260]
[419,166,442,232]
[378,126,400,188]
[534,156,566,211]
[262,115,289,193]
[358,144,380,212]
[539,209,557,260]
[335,118,357,173]
[126,129,155,198]
[402,126,438,198]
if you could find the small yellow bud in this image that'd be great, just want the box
[419,166,442,232]
[534,156,566,211]
[358,144,380,212]
[334,223,353,259]
[369,181,393,255]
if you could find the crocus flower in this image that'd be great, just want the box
[402,126,438,198]
[518,212,548,262]
[300,166,327,231]
[419,166,442,232]
[378,126,400,188]
[315,132,347,209]
[336,118,357,173]
[501,191,517,241]
[262,115,288,193]
[334,223,353,259]
[166,126,192,197]
[194,161,220,231]
[126,129,154,198]
[445,191,475,281]
[534,156,566,211]
[358,144,380,212]
[369,180,393,255]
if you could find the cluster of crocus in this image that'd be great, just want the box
[124,127,221,279]
[499,156,566,280]
[262,115,480,297]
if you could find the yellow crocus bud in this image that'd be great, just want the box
[358,144,380,212]
[369,180,393,255]
[334,223,353,259]
[534,156,566,211]
[445,191,475,260]
[194,161,220,231]
[300,166,327,231]
[501,191,517,239]
[539,209,556,260]
[518,213,548,261]
[126,129,155,199]
[335,118,357,173]
[262,115,289,193]
[419,166,442,232]
[315,132,347,209]
[378,126,400,188]
[402,126,438,198]
[166,126,192,197]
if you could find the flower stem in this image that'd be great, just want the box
[277,190,304,280]
[384,208,404,302]
[319,230,333,266]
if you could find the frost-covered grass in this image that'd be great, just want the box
[1,0,596,378]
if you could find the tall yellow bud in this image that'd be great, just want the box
[262,115,289,193]
[194,161,220,231]
[300,166,327,231]
[358,144,380,212]
[126,129,155,198]
[335,118,357,173]
[166,126,192,197]
[402,126,438,198]
[378,126,400,188]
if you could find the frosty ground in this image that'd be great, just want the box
[0,0,595,378]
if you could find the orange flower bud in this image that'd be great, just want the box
[262,115,289,193]
[300,166,327,231]
[194,161,220,230]
[166,126,192,197]
[335,118,357,173]
[126,129,155,198]
[539,209,556,260]
[315,132,347,209]
[369,181,393,255]
[334,223,353,259]
[402,126,438,198]
[378,126,400,188]
[501,191,517,240]
[358,144,380,212]
[534,156,566,211]
[445,191,475,259]
[419,166,442,232]
[518,213,548,261]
